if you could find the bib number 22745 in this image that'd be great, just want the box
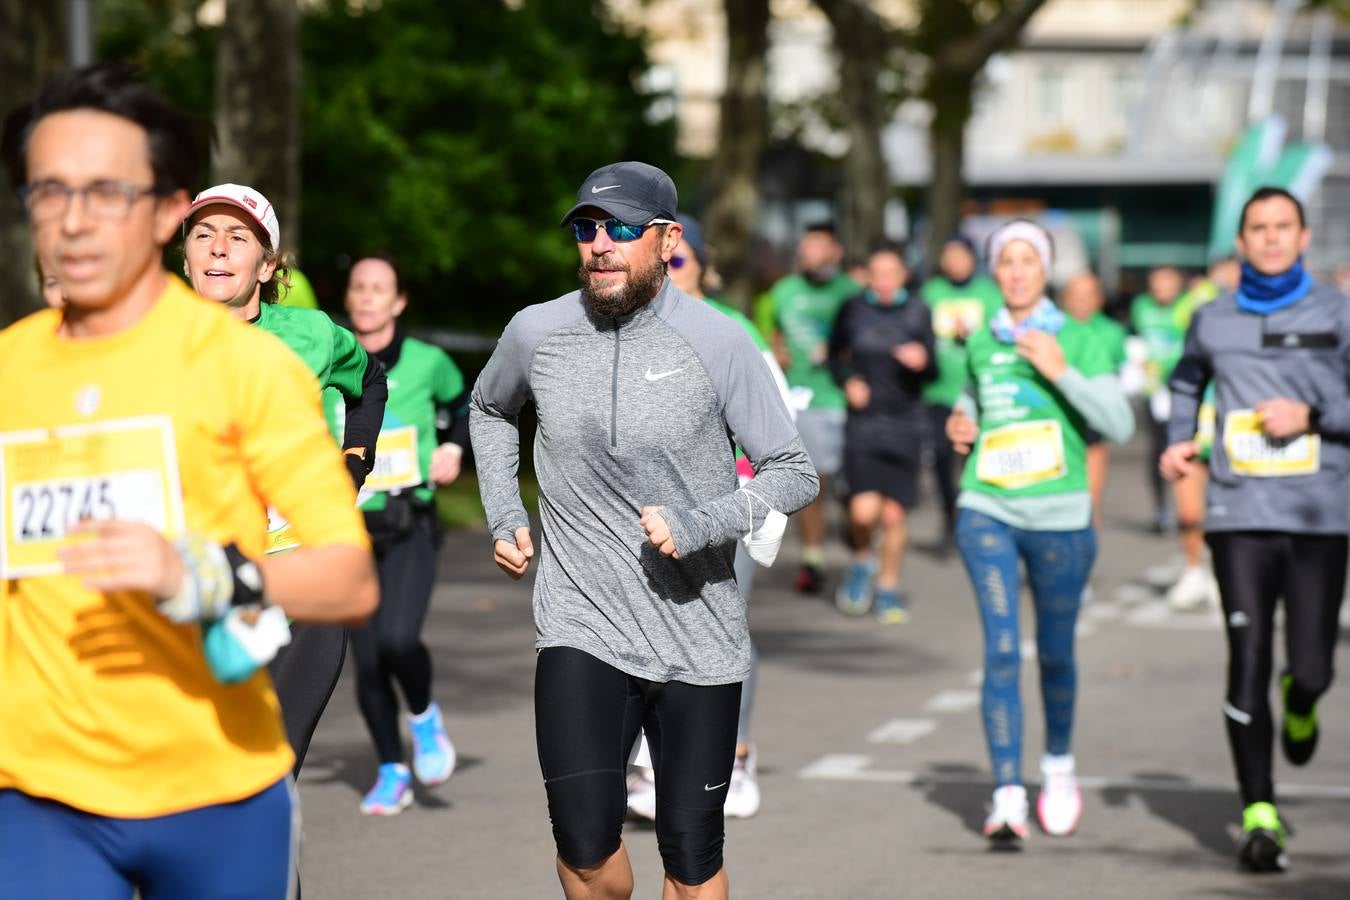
[1,417,184,578]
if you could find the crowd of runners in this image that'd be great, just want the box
[0,63,1346,899]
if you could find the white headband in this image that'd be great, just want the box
[988,220,1053,275]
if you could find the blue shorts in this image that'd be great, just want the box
[0,778,297,900]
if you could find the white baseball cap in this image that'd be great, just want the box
[185,183,281,250]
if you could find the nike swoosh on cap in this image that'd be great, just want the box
[591,184,622,193]
[704,782,728,791]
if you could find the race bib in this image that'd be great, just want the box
[265,507,300,555]
[1195,403,1216,447]
[366,426,421,493]
[0,416,185,578]
[976,420,1067,490]
[932,300,987,341]
[1223,409,1319,477]
[266,482,376,556]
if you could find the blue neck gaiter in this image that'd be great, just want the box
[1237,259,1311,315]
[865,288,908,307]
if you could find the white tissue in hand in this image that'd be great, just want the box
[743,508,788,567]
[1149,387,1171,424]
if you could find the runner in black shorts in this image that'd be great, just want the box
[828,242,936,623]
[471,162,817,899]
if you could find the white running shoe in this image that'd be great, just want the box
[1037,754,1082,837]
[625,766,656,821]
[1167,565,1218,612]
[724,746,760,819]
[983,785,1029,843]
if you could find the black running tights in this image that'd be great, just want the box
[1207,531,1347,805]
[268,623,348,776]
[351,516,438,764]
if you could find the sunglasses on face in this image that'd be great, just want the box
[669,254,690,269]
[572,217,675,243]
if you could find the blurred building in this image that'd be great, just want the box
[611,0,1349,285]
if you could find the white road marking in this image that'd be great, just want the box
[1084,603,1123,622]
[923,689,979,713]
[867,718,937,744]
[1125,601,1223,630]
[798,754,1350,799]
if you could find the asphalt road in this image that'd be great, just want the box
[296,437,1350,899]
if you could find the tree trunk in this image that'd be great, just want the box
[215,0,301,252]
[816,0,889,263]
[0,0,64,325]
[704,0,771,312]
[926,112,967,271]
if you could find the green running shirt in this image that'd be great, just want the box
[768,273,858,410]
[920,275,1005,408]
[328,336,464,511]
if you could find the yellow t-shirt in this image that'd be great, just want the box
[0,275,370,818]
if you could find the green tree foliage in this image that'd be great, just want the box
[301,0,676,329]
[98,0,675,330]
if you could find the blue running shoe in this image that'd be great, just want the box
[360,762,412,816]
[835,560,875,616]
[408,701,456,785]
[874,588,908,624]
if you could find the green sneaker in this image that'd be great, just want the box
[1280,673,1319,766]
[1237,802,1287,873]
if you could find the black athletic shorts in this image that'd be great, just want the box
[843,416,920,507]
[534,646,741,886]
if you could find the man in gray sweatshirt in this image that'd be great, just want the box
[1162,187,1350,874]
[470,161,818,900]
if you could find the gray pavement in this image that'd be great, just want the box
[297,438,1350,899]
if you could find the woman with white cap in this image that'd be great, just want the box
[946,219,1133,844]
[182,183,389,777]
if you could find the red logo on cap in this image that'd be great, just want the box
[244,196,258,210]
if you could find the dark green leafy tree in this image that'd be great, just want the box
[97,0,675,331]
[299,0,676,328]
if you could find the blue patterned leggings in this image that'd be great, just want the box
[955,509,1097,787]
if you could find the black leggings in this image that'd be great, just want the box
[924,403,959,533]
[1147,412,1169,522]
[351,511,438,764]
[534,647,741,886]
[1208,531,1347,805]
[268,623,348,776]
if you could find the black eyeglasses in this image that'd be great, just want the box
[572,216,674,244]
[19,180,158,223]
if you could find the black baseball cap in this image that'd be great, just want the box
[560,161,678,227]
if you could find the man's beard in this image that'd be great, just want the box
[579,253,667,318]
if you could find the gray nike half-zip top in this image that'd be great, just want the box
[471,280,819,684]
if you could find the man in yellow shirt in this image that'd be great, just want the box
[0,64,377,898]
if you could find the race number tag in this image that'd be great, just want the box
[265,508,300,555]
[976,420,1067,490]
[932,300,987,341]
[1195,402,1216,447]
[0,416,185,578]
[1223,409,1319,477]
[366,426,421,493]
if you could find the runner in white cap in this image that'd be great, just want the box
[183,182,389,778]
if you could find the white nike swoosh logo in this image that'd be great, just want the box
[591,184,622,193]
[704,782,728,791]
[645,367,685,382]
